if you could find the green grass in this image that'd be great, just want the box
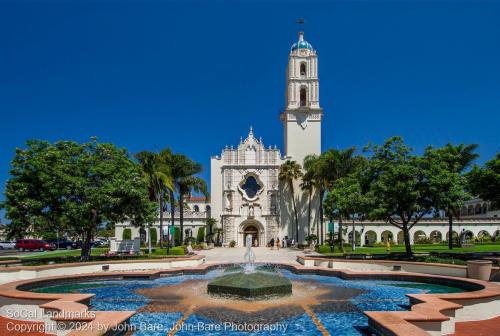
[0,246,186,262]
[0,248,110,260]
[317,243,500,255]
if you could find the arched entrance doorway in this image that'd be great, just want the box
[244,225,259,247]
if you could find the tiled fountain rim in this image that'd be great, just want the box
[0,260,499,336]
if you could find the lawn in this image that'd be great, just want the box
[0,246,186,262]
[317,243,500,256]
[4,248,110,260]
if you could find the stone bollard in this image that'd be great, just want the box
[467,260,492,281]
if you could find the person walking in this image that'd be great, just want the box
[270,237,275,250]
[276,237,281,250]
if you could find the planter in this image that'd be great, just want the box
[467,260,492,280]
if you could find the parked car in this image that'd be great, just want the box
[46,239,80,250]
[15,239,56,252]
[0,241,16,250]
[92,239,108,247]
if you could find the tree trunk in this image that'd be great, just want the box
[147,223,152,254]
[319,187,324,245]
[80,227,93,261]
[159,197,164,248]
[170,190,175,247]
[402,223,413,257]
[338,215,343,252]
[179,193,185,244]
[307,191,312,237]
[351,214,356,251]
[290,181,299,243]
[448,213,453,250]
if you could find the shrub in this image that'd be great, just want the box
[305,234,318,244]
[197,227,205,243]
[185,237,196,245]
[149,228,157,244]
[169,246,185,255]
[151,246,185,256]
[174,227,181,245]
[229,240,236,247]
[122,228,132,240]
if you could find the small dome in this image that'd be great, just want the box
[291,40,313,51]
[291,31,313,51]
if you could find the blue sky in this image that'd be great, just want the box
[1,1,499,222]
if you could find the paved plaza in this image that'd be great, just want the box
[201,246,319,264]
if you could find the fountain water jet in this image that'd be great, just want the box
[243,234,256,274]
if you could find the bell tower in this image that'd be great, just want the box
[280,31,323,165]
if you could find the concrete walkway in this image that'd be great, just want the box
[201,247,319,264]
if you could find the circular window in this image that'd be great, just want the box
[241,175,262,199]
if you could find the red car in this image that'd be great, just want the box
[15,239,56,252]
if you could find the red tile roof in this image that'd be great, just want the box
[186,197,207,202]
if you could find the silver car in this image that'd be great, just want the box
[0,241,16,250]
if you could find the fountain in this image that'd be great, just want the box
[207,235,292,298]
[243,234,256,274]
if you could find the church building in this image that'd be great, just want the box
[209,31,322,246]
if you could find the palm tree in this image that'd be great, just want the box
[134,151,173,250]
[304,154,325,244]
[279,160,303,242]
[300,170,315,237]
[166,153,209,244]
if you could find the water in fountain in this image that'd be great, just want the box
[243,234,256,274]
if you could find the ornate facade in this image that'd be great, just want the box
[210,127,285,246]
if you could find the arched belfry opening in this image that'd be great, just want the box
[300,62,307,77]
[300,87,307,107]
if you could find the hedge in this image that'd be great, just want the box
[196,227,205,243]
[149,228,157,244]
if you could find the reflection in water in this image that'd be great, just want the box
[28,267,466,335]
[136,278,366,324]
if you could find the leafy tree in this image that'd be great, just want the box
[467,153,500,209]
[97,229,114,238]
[424,144,477,249]
[324,174,367,251]
[2,139,156,259]
[318,148,358,250]
[279,160,303,242]
[361,137,433,257]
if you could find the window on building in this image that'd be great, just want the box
[300,62,306,77]
[300,87,307,107]
[241,175,262,199]
[193,205,199,212]
[475,204,482,214]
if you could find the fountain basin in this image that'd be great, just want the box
[207,271,292,298]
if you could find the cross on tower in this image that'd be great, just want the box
[297,18,305,31]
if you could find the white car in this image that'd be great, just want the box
[0,241,16,250]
